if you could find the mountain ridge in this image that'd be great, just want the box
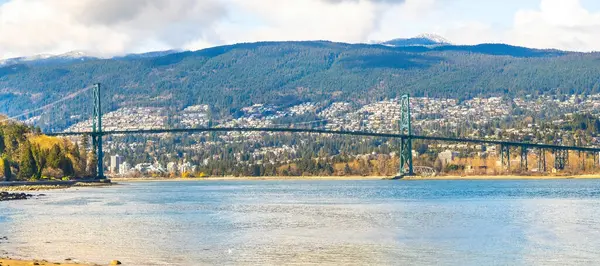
[379,33,451,47]
[0,34,581,67]
[1,39,599,131]
[0,49,181,67]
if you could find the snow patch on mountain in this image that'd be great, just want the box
[376,33,451,47]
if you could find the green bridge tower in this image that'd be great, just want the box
[399,94,414,176]
[91,83,105,179]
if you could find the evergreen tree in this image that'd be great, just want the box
[80,135,89,154]
[0,132,5,155]
[31,145,47,180]
[343,163,352,175]
[17,143,37,180]
[1,156,11,181]
[58,157,75,177]
[73,143,81,159]
[2,123,27,157]
[87,151,98,177]
[47,144,62,169]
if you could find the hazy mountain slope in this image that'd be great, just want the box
[1,41,599,131]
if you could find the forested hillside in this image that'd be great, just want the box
[1,41,599,131]
[0,118,90,180]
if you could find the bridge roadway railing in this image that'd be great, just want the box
[45,127,600,153]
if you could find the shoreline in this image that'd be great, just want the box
[403,174,600,180]
[112,174,600,182]
[111,176,387,182]
[0,180,113,192]
[0,258,95,266]
[1,175,599,191]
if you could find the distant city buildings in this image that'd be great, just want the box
[119,161,131,175]
[438,150,459,164]
[167,162,177,174]
[164,161,198,174]
[133,163,166,175]
[110,154,124,174]
[67,94,600,177]
[179,161,197,174]
[109,160,199,177]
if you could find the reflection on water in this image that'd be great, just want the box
[1,180,600,265]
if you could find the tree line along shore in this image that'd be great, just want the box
[2,114,600,182]
[0,116,99,182]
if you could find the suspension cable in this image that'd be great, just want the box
[0,85,93,123]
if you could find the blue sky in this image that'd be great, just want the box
[2,0,600,58]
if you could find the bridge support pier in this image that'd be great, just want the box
[520,146,528,172]
[500,145,511,172]
[537,148,546,173]
[554,149,568,171]
[579,151,585,171]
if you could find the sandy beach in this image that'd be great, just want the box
[0,258,96,266]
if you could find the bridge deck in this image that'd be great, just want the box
[45,127,600,152]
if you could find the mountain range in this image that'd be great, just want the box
[0,34,451,67]
[1,35,599,131]
[0,51,96,67]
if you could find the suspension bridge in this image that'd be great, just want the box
[7,83,600,179]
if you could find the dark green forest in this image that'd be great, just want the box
[0,119,90,181]
[1,41,599,131]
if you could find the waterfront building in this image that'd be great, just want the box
[110,154,124,174]
[179,161,197,174]
[119,161,131,175]
[167,162,177,173]
[439,150,459,164]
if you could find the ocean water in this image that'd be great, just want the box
[1,179,600,265]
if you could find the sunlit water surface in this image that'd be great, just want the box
[2,180,600,265]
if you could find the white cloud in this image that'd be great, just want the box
[0,0,226,58]
[508,0,600,51]
[2,0,600,59]
[372,0,600,51]
[0,0,423,58]
[221,0,381,44]
[368,0,443,42]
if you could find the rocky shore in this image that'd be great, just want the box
[0,180,113,201]
[0,180,113,192]
[0,191,35,201]
[0,185,68,192]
